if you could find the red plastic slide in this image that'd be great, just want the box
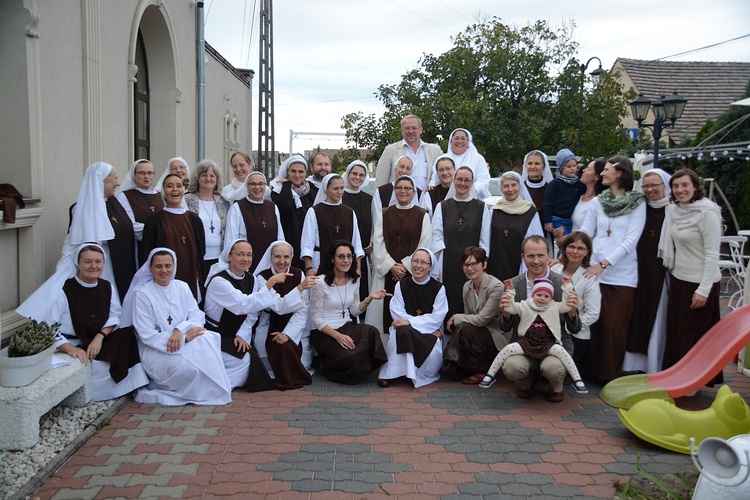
[600,303,750,409]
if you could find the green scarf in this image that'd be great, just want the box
[598,189,645,217]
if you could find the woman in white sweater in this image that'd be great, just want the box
[658,168,723,384]
[580,157,646,381]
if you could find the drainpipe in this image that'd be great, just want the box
[196,1,206,159]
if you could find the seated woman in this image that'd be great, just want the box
[203,239,293,391]
[253,240,319,389]
[310,240,389,384]
[441,246,506,384]
[16,243,148,401]
[124,248,231,405]
[378,248,448,388]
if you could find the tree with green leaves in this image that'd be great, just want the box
[342,18,633,172]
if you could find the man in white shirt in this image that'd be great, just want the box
[306,152,331,189]
[374,115,442,191]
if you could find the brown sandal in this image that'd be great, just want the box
[461,373,485,385]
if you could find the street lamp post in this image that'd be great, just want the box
[578,57,603,150]
[630,91,688,169]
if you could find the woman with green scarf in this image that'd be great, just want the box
[580,157,646,381]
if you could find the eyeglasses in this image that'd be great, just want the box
[135,171,154,176]
[231,252,253,258]
[248,182,266,187]
[454,177,473,184]
[395,186,414,192]
[411,259,431,267]
[641,183,663,190]
[462,261,480,268]
[335,253,354,260]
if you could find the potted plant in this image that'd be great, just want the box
[0,320,59,387]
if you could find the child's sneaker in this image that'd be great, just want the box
[479,375,496,389]
[572,379,588,394]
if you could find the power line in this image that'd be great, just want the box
[654,33,750,61]
[386,0,456,36]
[276,96,378,106]
[436,0,472,24]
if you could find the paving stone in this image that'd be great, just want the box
[333,480,378,493]
[272,470,314,482]
[352,471,393,484]
[474,471,516,485]
[289,478,333,492]
[50,487,103,499]
[139,484,189,498]
[499,482,543,496]
[514,473,554,485]
[539,483,585,497]
[456,482,501,495]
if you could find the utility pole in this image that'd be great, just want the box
[257,0,274,178]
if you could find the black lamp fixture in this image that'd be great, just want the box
[577,56,604,150]
[630,90,688,169]
[580,57,603,85]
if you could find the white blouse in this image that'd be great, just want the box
[310,279,364,331]
[580,197,646,288]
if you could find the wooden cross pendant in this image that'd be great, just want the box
[180,235,187,244]
[650,229,656,237]
[606,228,612,237]
[261,220,267,228]
[415,308,422,316]
[335,224,341,234]
[110,216,118,224]
[503,228,509,238]
[457,217,464,226]
[149,205,155,213]
[167,315,173,325]
[89,313,96,323]
[396,235,403,244]
[210,223,215,233]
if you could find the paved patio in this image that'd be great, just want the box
[32,363,750,499]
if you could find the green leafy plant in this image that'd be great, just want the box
[8,320,59,357]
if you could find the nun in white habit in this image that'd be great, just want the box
[377,247,448,388]
[429,128,491,200]
[16,243,148,401]
[125,247,231,405]
[203,239,286,389]
[365,175,432,342]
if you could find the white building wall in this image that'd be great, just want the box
[0,0,253,340]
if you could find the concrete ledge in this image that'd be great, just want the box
[0,354,91,450]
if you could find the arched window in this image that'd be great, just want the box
[134,31,150,159]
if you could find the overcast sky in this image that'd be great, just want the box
[202,0,750,155]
